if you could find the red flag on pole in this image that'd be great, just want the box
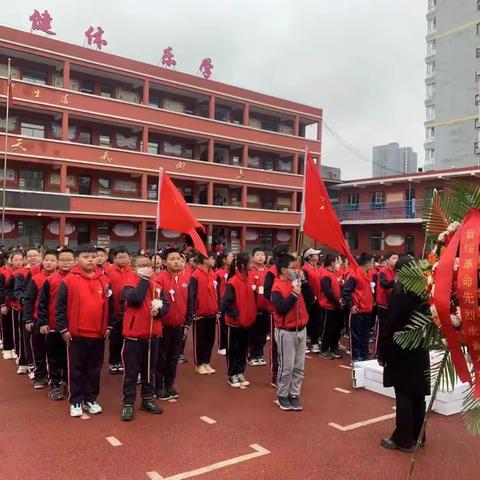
[301,149,357,268]
[156,167,208,257]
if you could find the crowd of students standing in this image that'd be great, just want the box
[0,243,399,420]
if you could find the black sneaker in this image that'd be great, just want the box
[33,376,48,389]
[109,364,117,375]
[140,399,163,414]
[121,404,134,421]
[319,351,334,360]
[166,386,179,399]
[156,388,173,401]
[330,350,343,359]
[49,386,65,401]
[177,355,187,364]
[276,396,293,411]
[289,396,303,411]
[116,363,124,373]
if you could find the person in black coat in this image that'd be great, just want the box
[378,256,431,453]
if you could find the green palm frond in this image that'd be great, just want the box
[429,350,457,392]
[462,380,480,436]
[394,312,442,350]
[396,261,431,300]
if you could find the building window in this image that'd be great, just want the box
[426,105,435,121]
[21,122,45,138]
[80,79,94,94]
[426,127,435,142]
[426,83,435,100]
[100,84,113,98]
[345,231,358,250]
[369,233,384,251]
[345,192,359,211]
[475,142,480,154]
[147,183,157,200]
[427,17,437,34]
[426,61,436,77]
[98,178,111,195]
[475,118,480,129]
[425,148,435,165]
[19,170,44,191]
[78,128,92,145]
[426,40,436,56]
[22,68,47,85]
[370,191,385,210]
[99,134,111,147]
[478,0,480,12]
[476,94,480,106]
[148,142,159,154]
[428,0,436,12]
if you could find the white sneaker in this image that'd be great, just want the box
[12,351,18,359]
[83,401,103,414]
[16,365,28,374]
[2,350,14,360]
[217,349,226,356]
[237,374,250,387]
[27,367,35,380]
[70,403,83,417]
[311,344,321,354]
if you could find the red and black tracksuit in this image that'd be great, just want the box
[0,266,14,352]
[6,267,22,355]
[121,274,169,405]
[186,268,219,366]
[223,272,257,377]
[264,265,279,384]
[375,265,396,354]
[56,267,114,405]
[319,269,343,353]
[248,267,271,360]
[301,262,324,348]
[342,270,374,361]
[38,270,71,388]
[216,267,229,351]
[155,269,187,394]
[105,264,132,366]
[23,270,54,381]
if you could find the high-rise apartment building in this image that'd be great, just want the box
[372,143,417,177]
[424,0,480,170]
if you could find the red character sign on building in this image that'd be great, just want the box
[85,26,108,50]
[161,47,176,68]
[199,58,214,79]
[29,9,56,35]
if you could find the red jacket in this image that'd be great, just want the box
[350,270,374,314]
[302,263,322,303]
[376,266,396,308]
[157,269,188,327]
[38,270,71,330]
[216,267,229,298]
[122,275,168,339]
[248,267,271,312]
[271,278,309,330]
[56,267,112,338]
[224,272,257,328]
[187,268,219,322]
[105,264,132,317]
[318,269,341,310]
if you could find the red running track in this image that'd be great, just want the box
[0,343,479,480]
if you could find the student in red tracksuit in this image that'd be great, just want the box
[96,247,111,273]
[375,252,398,354]
[37,248,76,400]
[120,254,169,421]
[14,248,42,374]
[105,247,131,374]
[0,258,15,359]
[177,253,191,364]
[56,244,114,418]
[23,250,58,389]
[342,253,375,363]
[4,251,24,360]
[215,251,234,355]
[319,254,344,360]
[272,254,315,411]
[155,248,188,401]
[223,253,257,388]
[301,248,323,354]
[186,251,219,375]
[248,248,271,366]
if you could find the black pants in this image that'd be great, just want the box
[156,325,183,392]
[391,388,426,449]
[249,311,270,359]
[108,316,123,365]
[18,320,33,367]
[192,315,216,366]
[321,309,343,352]
[227,326,249,376]
[12,309,21,354]
[1,310,14,350]
[122,337,158,405]
[30,331,47,379]
[270,315,278,382]
[350,313,371,360]
[306,303,322,345]
[375,307,388,355]
[46,332,67,387]
[68,337,104,405]
[217,313,228,350]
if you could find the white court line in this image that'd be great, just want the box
[329,413,396,432]
[339,365,351,370]
[305,355,313,359]
[146,444,270,480]
[200,416,216,425]
[334,387,351,394]
[106,436,122,447]
[80,414,90,420]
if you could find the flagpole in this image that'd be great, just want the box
[2,58,11,244]
[147,225,160,384]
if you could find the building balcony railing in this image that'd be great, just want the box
[335,200,422,222]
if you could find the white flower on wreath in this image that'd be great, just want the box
[438,232,447,242]
[447,221,460,233]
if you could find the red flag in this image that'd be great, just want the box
[301,150,357,268]
[156,168,207,257]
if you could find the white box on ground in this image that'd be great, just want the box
[352,354,469,416]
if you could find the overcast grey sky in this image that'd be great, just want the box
[2,0,426,180]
